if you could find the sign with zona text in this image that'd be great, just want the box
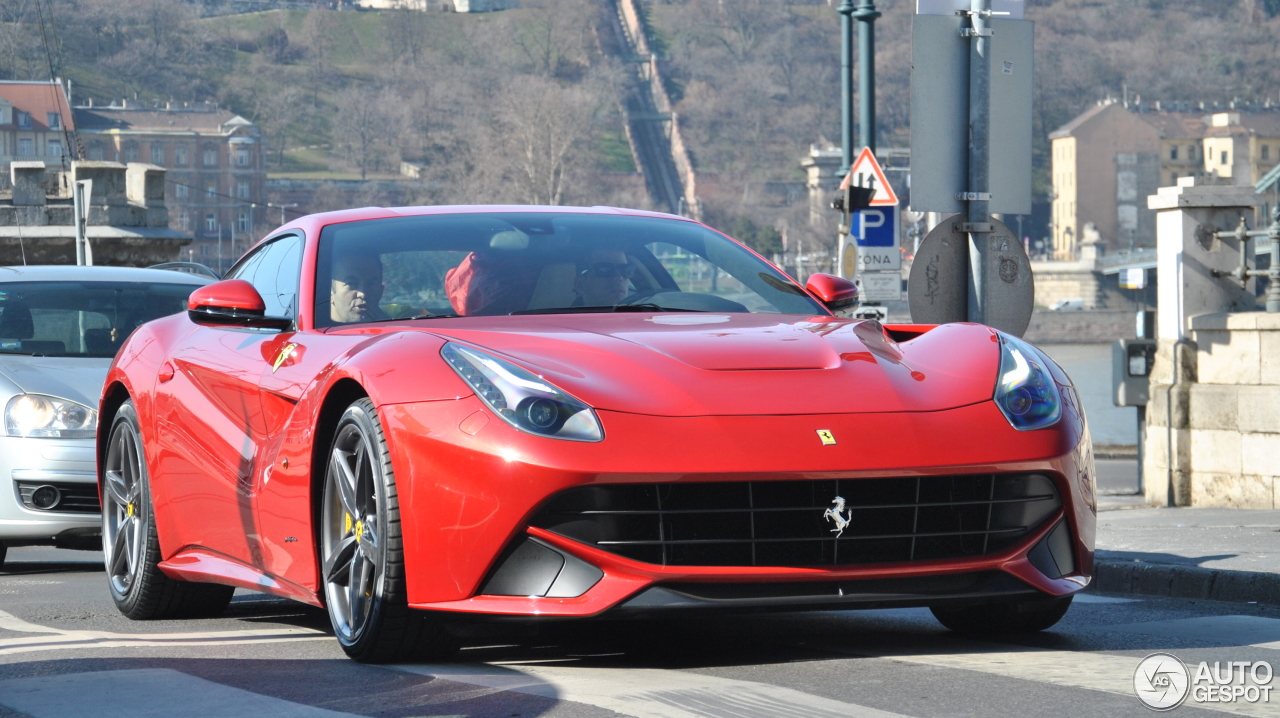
[854,206,901,270]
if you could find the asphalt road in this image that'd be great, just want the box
[2,546,1277,718]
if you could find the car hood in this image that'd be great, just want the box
[427,314,1000,417]
[0,356,113,409]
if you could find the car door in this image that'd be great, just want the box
[152,235,303,568]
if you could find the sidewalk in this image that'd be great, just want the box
[1092,506,1280,605]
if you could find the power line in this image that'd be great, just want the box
[165,178,308,219]
[32,0,81,164]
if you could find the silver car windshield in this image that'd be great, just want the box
[0,281,199,358]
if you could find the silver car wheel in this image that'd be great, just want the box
[322,416,384,644]
[103,417,144,595]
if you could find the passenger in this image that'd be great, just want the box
[574,248,634,307]
[330,251,389,323]
[444,252,541,316]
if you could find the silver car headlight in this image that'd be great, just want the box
[441,342,604,442]
[994,334,1062,431]
[5,394,98,439]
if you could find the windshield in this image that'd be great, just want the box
[315,212,823,327]
[0,281,201,357]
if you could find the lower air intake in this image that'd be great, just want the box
[530,474,1061,567]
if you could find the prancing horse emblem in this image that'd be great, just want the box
[824,496,853,538]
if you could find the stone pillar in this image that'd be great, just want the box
[126,163,169,227]
[10,161,47,207]
[1143,176,1262,506]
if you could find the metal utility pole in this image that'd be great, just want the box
[854,1,880,154]
[73,180,91,266]
[837,0,856,175]
[965,0,993,324]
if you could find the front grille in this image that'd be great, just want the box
[531,474,1061,567]
[16,481,101,514]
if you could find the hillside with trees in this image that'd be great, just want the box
[2,0,1280,246]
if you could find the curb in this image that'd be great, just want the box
[1093,560,1280,606]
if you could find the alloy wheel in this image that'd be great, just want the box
[103,417,145,596]
[322,419,384,643]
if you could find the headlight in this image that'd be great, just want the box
[994,334,1061,431]
[5,394,98,439]
[441,343,604,442]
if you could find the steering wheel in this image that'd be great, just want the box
[616,289,663,306]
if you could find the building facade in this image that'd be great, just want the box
[72,102,266,273]
[0,80,75,172]
[1050,102,1280,260]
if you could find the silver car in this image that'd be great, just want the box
[0,265,211,567]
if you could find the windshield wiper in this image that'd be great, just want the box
[511,304,704,315]
[368,311,461,323]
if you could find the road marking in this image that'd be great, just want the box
[393,663,912,718]
[1071,593,1141,604]
[871,642,1276,717]
[0,609,329,656]
[0,668,359,718]
[1106,615,1280,650]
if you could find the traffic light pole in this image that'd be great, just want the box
[854,1,880,155]
[838,0,855,175]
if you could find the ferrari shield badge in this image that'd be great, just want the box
[271,342,298,373]
[816,429,837,445]
[824,496,852,538]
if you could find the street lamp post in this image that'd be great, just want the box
[837,0,856,175]
[853,0,881,154]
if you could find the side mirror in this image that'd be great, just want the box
[187,280,293,331]
[805,273,860,315]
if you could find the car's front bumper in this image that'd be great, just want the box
[0,436,100,545]
[383,392,1097,617]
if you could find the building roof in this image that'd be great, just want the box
[1048,103,1112,139]
[0,81,75,132]
[1052,104,1280,142]
[1134,112,1206,140]
[72,106,254,135]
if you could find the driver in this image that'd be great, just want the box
[574,248,634,307]
[330,251,389,323]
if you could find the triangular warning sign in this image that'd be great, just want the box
[840,147,899,206]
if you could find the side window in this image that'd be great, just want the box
[225,234,304,318]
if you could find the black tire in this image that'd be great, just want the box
[931,595,1073,635]
[320,397,456,663]
[103,400,234,619]
[0,544,7,569]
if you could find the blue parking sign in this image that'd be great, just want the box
[854,207,897,247]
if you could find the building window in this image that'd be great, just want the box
[203,148,218,167]
[205,214,218,232]
[124,144,139,162]
[1170,146,1178,160]
[175,145,188,166]
[47,112,61,130]
[175,183,189,199]
[15,111,31,129]
[88,144,103,161]
[236,148,249,167]
[17,138,33,156]
[1191,145,1198,160]
[151,145,165,165]
[179,213,189,231]
[205,182,217,199]
[1171,172,1178,185]
[237,212,250,233]
[1222,151,1229,165]
[236,181,250,199]
[47,139,62,157]
[1265,145,1271,161]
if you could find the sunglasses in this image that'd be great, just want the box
[581,262,636,279]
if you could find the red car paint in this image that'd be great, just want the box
[99,205,1095,616]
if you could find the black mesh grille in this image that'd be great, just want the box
[531,474,1061,567]
[16,481,101,514]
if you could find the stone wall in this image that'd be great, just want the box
[1187,313,1280,508]
[1143,313,1279,509]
